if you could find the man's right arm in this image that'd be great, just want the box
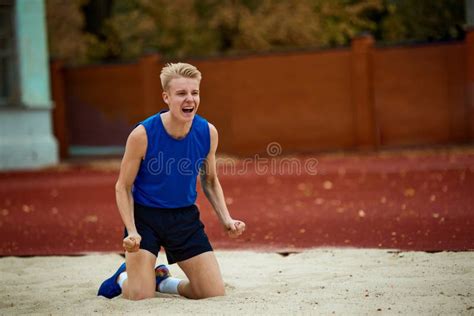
[115,125,147,252]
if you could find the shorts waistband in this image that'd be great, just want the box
[134,202,196,213]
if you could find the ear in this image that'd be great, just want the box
[162,91,169,105]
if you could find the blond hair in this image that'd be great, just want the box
[160,62,202,91]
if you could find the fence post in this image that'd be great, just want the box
[139,54,162,116]
[50,60,69,159]
[467,29,474,141]
[351,34,378,149]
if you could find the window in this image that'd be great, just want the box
[0,0,16,106]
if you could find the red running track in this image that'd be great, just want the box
[0,149,473,256]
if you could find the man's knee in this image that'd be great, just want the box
[192,284,226,299]
[207,286,226,298]
[124,288,155,301]
[123,284,155,301]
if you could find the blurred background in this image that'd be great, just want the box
[0,0,473,255]
[1,0,472,166]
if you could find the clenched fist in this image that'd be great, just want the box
[123,232,141,252]
[225,219,246,238]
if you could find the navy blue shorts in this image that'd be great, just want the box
[124,203,213,264]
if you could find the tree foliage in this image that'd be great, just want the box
[46,0,107,64]
[101,0,382,59]
[380,0,465,43]
[45,0,466,64]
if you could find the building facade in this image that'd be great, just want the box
[0,0,58,170]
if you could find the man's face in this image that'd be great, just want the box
[163,77,200,123]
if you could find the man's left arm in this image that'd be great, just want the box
[200,123,246,238]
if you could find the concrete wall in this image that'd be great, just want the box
[0,0,58,170]
[0,109,57,168]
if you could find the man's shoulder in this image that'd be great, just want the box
[141,112,161,125]
[193,114,214,133]
[194,113,208,123]
[133,112,162,136]
[207,122,217,134]
[193,114,214,128]
[125,124,147,157]
[129,124,147,142]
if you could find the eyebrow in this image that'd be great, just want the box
[175,89,199,93]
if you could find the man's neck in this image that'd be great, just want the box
[161,112,192,140]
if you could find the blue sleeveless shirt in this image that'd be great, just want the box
[132,110,211,208]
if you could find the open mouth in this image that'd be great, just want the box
[182,106,194,113]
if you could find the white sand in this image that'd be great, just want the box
[0,249,473,315]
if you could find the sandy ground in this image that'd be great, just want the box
[0,249,473,315]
